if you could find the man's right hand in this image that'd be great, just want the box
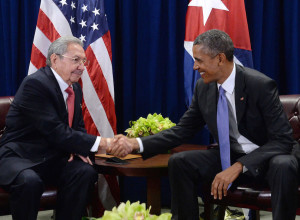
[97,137,113,154]
[106,134,140,157]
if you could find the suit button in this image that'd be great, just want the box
[255,168,259,173]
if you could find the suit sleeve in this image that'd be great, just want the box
[141,81,206,159]
[237,79,294,176]
[16,77,96,156]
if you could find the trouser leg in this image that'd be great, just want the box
[8,169,44,220]
[267,154,298,220]
[168,149,221,220]
[55,158,98,220]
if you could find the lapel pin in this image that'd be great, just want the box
[240,97,244,101]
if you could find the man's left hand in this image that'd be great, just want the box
[68,154,93,165]
[211,162,243,200]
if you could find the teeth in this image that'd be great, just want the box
[200,72,205,76]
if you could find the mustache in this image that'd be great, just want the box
[73,71,83,75]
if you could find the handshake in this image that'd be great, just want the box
[98,135,140,157]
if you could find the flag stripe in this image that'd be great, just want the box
[37,9,60,42]
[33,27,52,57]
[101,31,113,62]
[30,44,47,70]
[40,0,72,36]
[90,36,115,101]
[184,41,194,59]
[85,46,117,134]
[81,67,115,137]
[28,62,38,76]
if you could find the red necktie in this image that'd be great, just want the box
[65,86,75,127]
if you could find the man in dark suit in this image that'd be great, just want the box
[107,29,299,220]
[0,36,111,220]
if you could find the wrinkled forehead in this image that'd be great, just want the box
[66,43,86,57]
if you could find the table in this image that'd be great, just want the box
[94,154,171,215]
[94,144,209,215]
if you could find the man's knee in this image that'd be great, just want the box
[168,153,186,169]
[11,169,44,194]
[268,155,299,185]
[269,155,298,173]
[77,163,98,183]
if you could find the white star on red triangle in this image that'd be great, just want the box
[189,0,229,26]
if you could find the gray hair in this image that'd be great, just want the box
[193,29,234,61]
[46,36,83,66]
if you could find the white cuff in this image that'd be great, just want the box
[136,137,144,153]
[90,136,101,152]
[243,165,248,173]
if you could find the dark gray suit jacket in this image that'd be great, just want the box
[0,66,96,185]
[141,64,297,177]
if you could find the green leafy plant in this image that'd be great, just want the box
[83,201,172,220]
[125,113,176,137]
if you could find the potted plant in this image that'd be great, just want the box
[125,113,176,138]
[83,201,172,220]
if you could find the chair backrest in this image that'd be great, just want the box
[279,95,300,144]
[0,96,14,137]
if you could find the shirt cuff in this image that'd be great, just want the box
[90,136,101,152]
[243,166,248,173]
[136,137,144,153]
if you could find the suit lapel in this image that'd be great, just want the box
[72,84,82,128]
[206,82,218,138]
[44,66,69,124]
[235,65,247,124]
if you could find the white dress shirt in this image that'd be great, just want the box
[217,63,259,154]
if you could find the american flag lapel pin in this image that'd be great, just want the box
[240,97,244,101]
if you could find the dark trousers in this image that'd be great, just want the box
[5,156,98,220]
[168,148,299,220]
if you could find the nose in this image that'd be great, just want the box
[193,62,199,71]
[78,62,85,70]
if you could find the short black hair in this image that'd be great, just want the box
[193,29,234,61]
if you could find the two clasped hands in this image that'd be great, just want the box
[100,134,139,157]
[99,135,243,200]
[69,135,136,166]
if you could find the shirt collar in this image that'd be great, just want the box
[217,63,236,94]
[50,67,70,93]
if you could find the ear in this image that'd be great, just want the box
[218,53,227,66]
[50,54,59,67]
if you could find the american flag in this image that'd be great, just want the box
[28,0,119,215]
[183,0,253,106]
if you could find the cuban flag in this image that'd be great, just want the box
[184,0,253,106]
[28,0,119,216]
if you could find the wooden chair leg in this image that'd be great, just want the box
[204,203,214,220]
[217,205,226,220]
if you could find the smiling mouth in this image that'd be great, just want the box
[200,72,205,76]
